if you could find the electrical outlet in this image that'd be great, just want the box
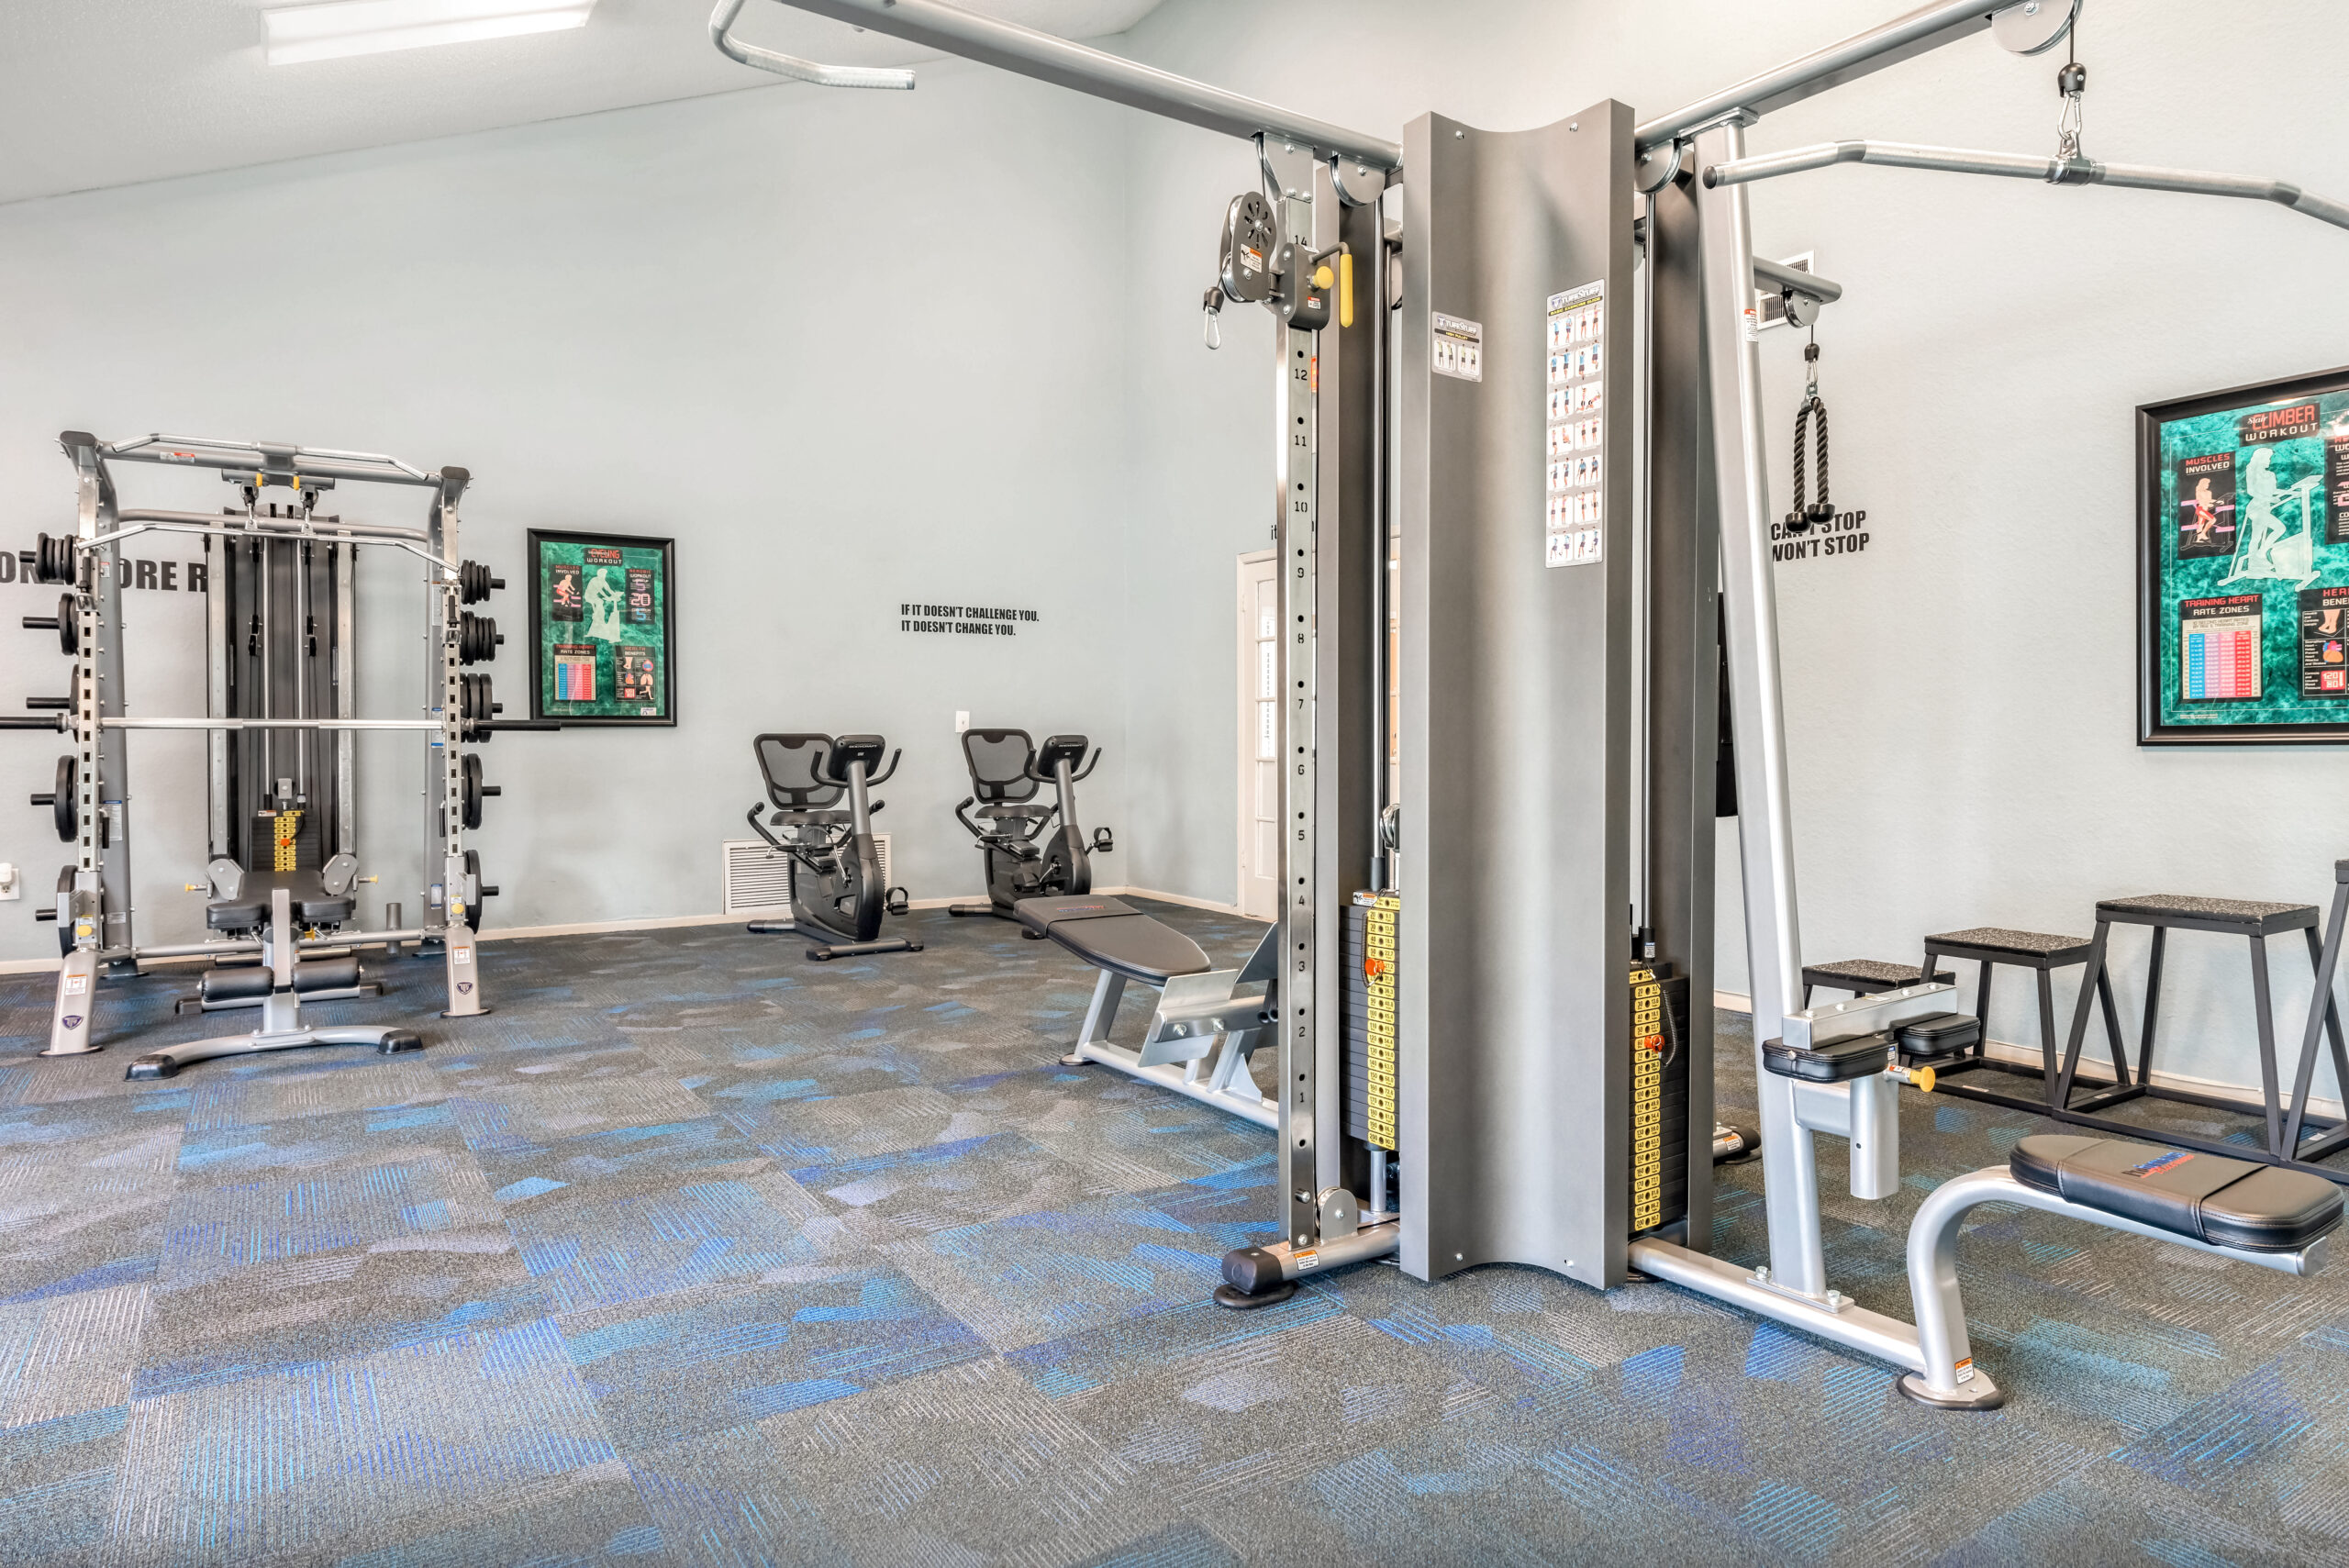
[0,862,18,901]
[955,711,969,734]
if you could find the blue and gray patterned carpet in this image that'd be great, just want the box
[3,900,2349,1565]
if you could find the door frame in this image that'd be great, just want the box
[1237,549,1275,917]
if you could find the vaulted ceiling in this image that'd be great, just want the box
[0,0,1165,205]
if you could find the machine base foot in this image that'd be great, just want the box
[1213,1282,1297,1310]
[380,1031,425,1054]
[440,1006,494,1018]
[1896,1372,2006,1410]
[39,1045,102,1059]
[747,919,796,935]
[1058,1052,1087,1066]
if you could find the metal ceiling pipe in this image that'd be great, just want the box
[1705,139,2349,234]
[710,0,916,89]
[760,0,1403,172]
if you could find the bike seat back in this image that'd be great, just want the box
[755,733,844,810]
[963,728,1040,804]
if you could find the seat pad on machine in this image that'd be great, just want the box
[206,867,356,930]
[2009,1134,2343,1252]
[1015,895,1212,986]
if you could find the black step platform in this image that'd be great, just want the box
[2010,1133,2343,1252]
[1013,895,1211,985]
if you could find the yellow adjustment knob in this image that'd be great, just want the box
[1915,1065,1936,1094]
[184,884,203,893]
[1313,264,1334,290]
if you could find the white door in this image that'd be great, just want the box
[1238,550,1278,920]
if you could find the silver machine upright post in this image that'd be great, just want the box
[429,469,489,1018]
[43,435,132,1054]
[1693,116,1818,1294]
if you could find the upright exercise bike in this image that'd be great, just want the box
[745,733,919,962]
[948,728,1114,928]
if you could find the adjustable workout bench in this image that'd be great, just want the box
[1900,1132,2339,1407]
[1015,895,1275,1128]
[127,871,422,1080]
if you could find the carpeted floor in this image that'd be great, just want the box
[2,900,2348,1565]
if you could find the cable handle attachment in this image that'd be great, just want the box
[1785,339,1831,534]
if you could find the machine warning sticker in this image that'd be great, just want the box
[1432,313,1483,382]
[1544,281,1605,569]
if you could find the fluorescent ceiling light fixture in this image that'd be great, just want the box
[263,0,596,66]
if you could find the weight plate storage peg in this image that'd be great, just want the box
[458,612,501,665]
[458,753,499,830]
[19,594,77,655]
[30,754,76,841]
[32,534,73,585]
[458,561,505,605]
[458,673,501,740]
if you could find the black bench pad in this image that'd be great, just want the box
[2010,1134,2342,1252]
[1015,895,1211,986]
[208,867,355,931]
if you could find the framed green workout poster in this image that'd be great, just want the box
[527,528,675,726]
[2140,367,2349,745]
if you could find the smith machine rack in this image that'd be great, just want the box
[726,0,2349,1406]
[6,432,555,1077]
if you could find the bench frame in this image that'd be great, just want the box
[1061,927,1278,1129]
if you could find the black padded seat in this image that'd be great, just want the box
[774,809,852,827]
[2010,1134,2343,1252]
[1015,895,1211,986]
[207,867,355,931]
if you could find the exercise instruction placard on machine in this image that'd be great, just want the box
[2140,366,2349,743]
[1545,281,1605,568]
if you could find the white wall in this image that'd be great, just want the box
[8,0,2349,1102]
[1108,0,2349,1094]
[0,67,1135,956]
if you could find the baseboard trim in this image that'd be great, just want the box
[1711,989,2347,1123]
[0,886,1245,974]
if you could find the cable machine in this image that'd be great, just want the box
[8,433,546,1075]
[720,0,2349,1407]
